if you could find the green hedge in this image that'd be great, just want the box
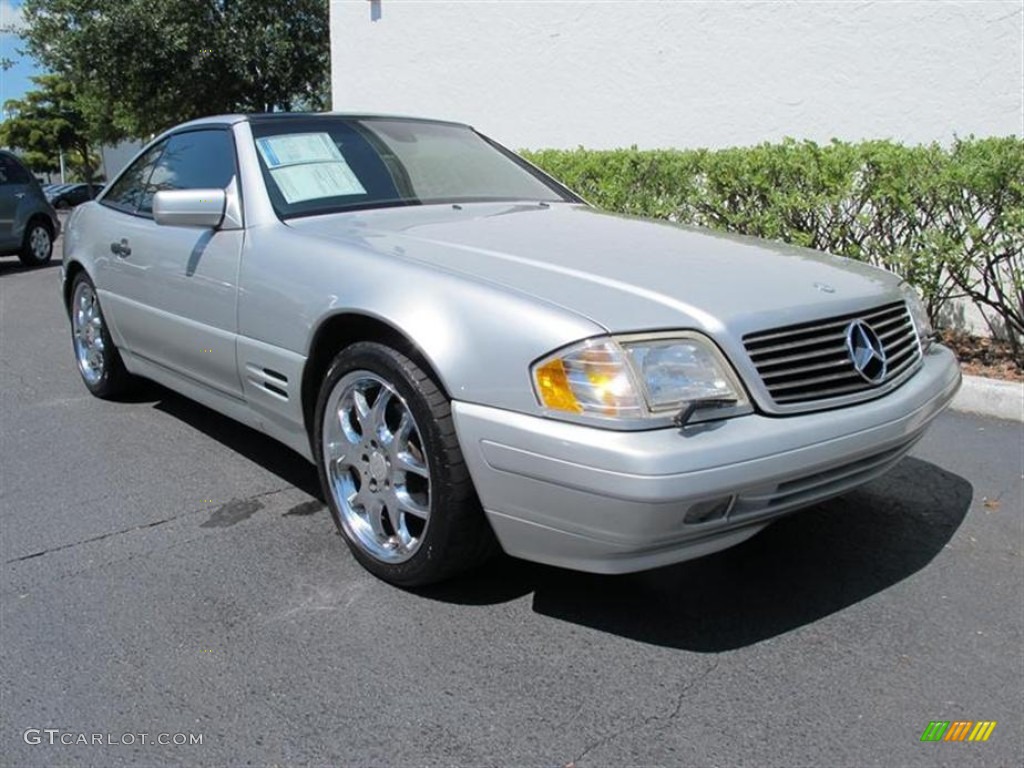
[523,138,1024,360]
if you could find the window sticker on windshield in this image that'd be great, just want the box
[256,133,367,202]
[270,163,368,204]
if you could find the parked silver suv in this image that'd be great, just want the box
[0,151,61,266]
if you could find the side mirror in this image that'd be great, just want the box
[153,189,226,229]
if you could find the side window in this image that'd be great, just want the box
[139,130,236,214]
[11,162,33,185]
[102,142,167,214]
[0,154,32,185]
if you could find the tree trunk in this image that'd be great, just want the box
[75,141,94,187]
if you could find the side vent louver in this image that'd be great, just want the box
[246,364,290,401]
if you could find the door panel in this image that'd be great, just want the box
[0,187,21,251]
[92,139,168,347]
[120,221,244,396]
[0,154,31,251]
[91,128,245,397]
[93,208,167,349]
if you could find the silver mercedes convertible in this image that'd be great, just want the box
[61,114,961,585]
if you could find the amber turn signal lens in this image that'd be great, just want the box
[535,358,583,413]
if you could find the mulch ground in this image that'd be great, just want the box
[941,330,1023,383]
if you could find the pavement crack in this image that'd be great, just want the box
[6,516,179,563]
[566,660,719,768]
[4,486,293,564]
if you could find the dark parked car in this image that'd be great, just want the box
[0,151,61,266]
[47,183,104,209]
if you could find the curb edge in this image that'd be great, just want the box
[951,374,1023,423]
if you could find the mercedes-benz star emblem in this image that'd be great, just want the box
[845,320,887,384]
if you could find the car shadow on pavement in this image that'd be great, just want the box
[130,383,972,652]
[0,259,62,277]
[142,383,323,499]
[420,457,973,652]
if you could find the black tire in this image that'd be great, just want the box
[18,219,53,266]
[314,342,497,587]
[69,272,132,398]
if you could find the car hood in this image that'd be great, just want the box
[287,203,902,337]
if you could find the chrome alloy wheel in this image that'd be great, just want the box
[29,226,51,262]
[322,371,432,563]
[72,280,106,385]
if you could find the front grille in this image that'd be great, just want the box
[743,301,922,407]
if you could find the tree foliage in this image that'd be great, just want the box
[0,73,100,182]
[20,0,330,142]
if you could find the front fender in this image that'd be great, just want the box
[238,224,602,416]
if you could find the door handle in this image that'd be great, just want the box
[110,239,132,258]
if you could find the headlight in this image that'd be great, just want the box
[900,283,934,351]
[532,339,644,419]
[532,333,750,427]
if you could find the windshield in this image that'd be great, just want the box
[250,117,576,219]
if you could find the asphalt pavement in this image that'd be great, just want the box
[1,251,1022,768]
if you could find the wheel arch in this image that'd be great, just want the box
[26,212,56,238]
[63,261,88,314]
[301,311,453,443]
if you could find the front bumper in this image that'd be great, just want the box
[452,345,961,574]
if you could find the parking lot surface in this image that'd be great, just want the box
[1,254,1021,767]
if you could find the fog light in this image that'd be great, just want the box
[683,496,735,524]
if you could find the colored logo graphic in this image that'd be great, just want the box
[920,721,997,742]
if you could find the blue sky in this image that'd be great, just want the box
[1,0,39,111]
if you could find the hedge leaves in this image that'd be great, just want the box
[525,138,1023,361]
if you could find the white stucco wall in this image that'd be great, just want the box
[100,141,144,181]
[330,0,1023,150]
